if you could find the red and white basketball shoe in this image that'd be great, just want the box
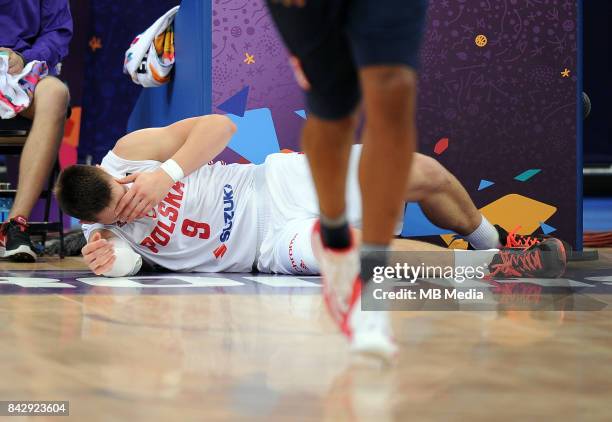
[311,220,397,362]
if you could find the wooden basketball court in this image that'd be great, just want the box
[1,250,611,421]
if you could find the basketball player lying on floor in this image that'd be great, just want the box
[54,115,568,279]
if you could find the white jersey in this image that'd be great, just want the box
[82,151,259,272]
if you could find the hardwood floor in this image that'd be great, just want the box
[0,250,610,421]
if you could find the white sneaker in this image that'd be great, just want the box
[349,297,398,362]
[311,220,361,336]
[312,220,397,362]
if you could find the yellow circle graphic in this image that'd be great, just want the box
[475,34,488,48]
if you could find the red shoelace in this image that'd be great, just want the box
[505,226,542,249]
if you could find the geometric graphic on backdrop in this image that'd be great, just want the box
[479,194,557,235]
[218,86,250,117]
[539,222,557,235]
[478,179,495,191]
[401,202,453,237]
[226,108,280,164]
[294,109,307,119]
[433,137,449,155]
[514,169,542,182]
[59,106,82,169]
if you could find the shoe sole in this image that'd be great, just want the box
[4,245,37,262]
[544,238,567,278]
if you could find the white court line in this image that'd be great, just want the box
[76,276,244,288]
[244,276,321,288]
[585,276,612,283]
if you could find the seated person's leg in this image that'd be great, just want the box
[2,77,69,261]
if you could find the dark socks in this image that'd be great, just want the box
[320,213,351,249]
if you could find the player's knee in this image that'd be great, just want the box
[415,155,451,194]
[35,78,70,111]
[363,67,417,105]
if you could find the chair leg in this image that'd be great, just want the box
[51,161,64,259]
[42,162,56,248]
[58,205,65,259]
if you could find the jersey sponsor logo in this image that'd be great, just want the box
[288,233,309,273]
[215,184,235,259]
[213,244,228,259]
[220,184,235,243]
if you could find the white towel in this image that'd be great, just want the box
[123,5,179,88]
[0,55,49,119]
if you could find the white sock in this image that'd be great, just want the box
[464,216,501,249]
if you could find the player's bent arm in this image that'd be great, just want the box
[83,229,142,277]
[112,114,236,175]
[168,114,237,176]
[112,114,236,222]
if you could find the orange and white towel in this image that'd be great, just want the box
[123,6,179,88]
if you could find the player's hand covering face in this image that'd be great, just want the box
[114,169,175,223]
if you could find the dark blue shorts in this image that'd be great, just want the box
[266,0,428,120]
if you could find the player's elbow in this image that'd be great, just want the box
[211,114,237,135]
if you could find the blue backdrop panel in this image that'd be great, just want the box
[80,0,178,163]
[127,1,211,131]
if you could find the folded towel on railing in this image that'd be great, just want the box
[123,5,179,87]
[0,54,48,119]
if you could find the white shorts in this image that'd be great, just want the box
[254,145,402,275]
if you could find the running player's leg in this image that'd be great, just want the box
[348,0,428,284]
[266,2,359,250]
[266,2,385,355]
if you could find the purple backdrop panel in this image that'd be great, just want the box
[212,0,304,162]
[417,0,578,245]
[211,0,579,245]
